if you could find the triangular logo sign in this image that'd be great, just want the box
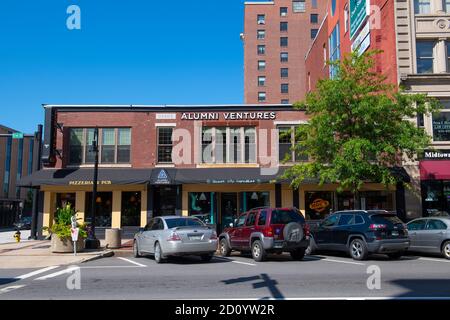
[158,170,168,180]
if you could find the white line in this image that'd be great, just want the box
[322,258,366,266]
[15,266,60,280]
[117,257,147,267]
[80,266,143,269]
[214,256,257,266]
[34,266,79,281]
[0,285,26,295]
[419,257,450,263]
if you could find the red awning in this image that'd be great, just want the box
[420,161,450,180]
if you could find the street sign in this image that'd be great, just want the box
[350,0,370,39]
[12,132,24,139]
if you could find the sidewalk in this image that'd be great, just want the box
[0,240,114,269]
[0,229,31,245]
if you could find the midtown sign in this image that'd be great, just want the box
[181,112,277,121]
[423,150,450,160]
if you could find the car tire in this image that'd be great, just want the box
[387,251,404,260]
[219,238,231,257]
[133,240,141,258]
[442,241,450,260]
[154,242,165,264]
[305,236,316,255]
[251,240,266,262]
[201,254,214,262]
[349,238,368,261]
[290,248,306,261]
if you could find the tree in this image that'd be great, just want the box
[284,50,439,206]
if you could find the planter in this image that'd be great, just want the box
[51,235,85,253]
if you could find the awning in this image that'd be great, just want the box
[420,161,450,180]
[17,168,153,188]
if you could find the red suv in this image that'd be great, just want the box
[219,207,310,262]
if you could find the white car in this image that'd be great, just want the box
[133,216,218,263]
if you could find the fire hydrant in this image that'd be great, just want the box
[14,230,21,243]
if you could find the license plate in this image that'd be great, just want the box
[189,236,202,241]
[391,231,399,236]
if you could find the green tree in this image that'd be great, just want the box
[284,50,439,206]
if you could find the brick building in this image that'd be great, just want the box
[243,0,327,104]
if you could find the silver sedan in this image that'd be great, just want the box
[407,217,450,260]
[133,216,218,263]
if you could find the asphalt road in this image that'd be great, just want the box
[1,251,450,300]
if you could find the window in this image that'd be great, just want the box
[278,125,308,163]
[258,60,266,71]
[338,214,355,226]
[201,127,257,164]
[447,41,450,72]
[246,212,257,226]
[308,72,311,91]
[312,0,318,9]
[305,191,333,220]
[311,29,318,39]
[322,215,339,227]
[293,0,306,13]
[101,128,116,163]
[426,219,447,230]
[281,99,290,104]
[408,219,427,230]
[236,214,247,227]
[3,135,12,197]
[323,43,327,66]
[117,128,131,163]
[258,45,266,55]
[329,24,340,78]
[258,76,266,86]
[444,0,450,12]
[157,127,173,163]
[271,209,305,224]
[310,14,318,24]
[414,0,431,14]
[417,41,434,74]
[257,14,265,25]
[16,139,24,198]
[344,5,349,33]
[281,68,289,78]
[432,112,450,141]
[280,7,288,16]
[258,92,266,102]
[355,215,365,224]
[258,211,267,225]
[257,30,266,40]
[121,192,141,226]
[69,128,83,165]
[280,37,288,47]
[281,52,289,62]
[27,139,34,175]
[281,83,289,94]
[280,22,288,32]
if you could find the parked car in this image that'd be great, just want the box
[406,217,450,260]
[14,216,32,230]
[133,216,218,263]
[219,207,310,262]
[308,210,410,260]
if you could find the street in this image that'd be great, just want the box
[1,251,450,300]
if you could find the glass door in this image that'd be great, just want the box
[220,193,238,233]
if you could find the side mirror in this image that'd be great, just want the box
[139,227,145,233]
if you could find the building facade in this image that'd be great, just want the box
[19,105,401,233]
[243,0,327,104]
[0,125,39,227]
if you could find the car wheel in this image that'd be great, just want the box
[305,237,316,255]
[154,242,165,264]
[220,238,231,257]
[290,248,306,261]
[251,240,266,262]
[201,254,214,262]
[349,238,368,261]
[133,240,141,258]
[387,252,404,260]
[442,241,450,260]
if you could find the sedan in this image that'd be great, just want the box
[407,217,450,260]
[133,216,218,263]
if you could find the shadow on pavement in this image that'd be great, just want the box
[0,278,19,286]
[141,255,231,265]
[221,273,285,300]
[313,250,423,262]
[391,279,450,298]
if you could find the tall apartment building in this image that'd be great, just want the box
[0,125,39,227]
[243,0,327,104]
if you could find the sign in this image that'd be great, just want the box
[351,21,371,55]
[12,132,24,139]
[156,113,177,120]
[181,112,277,121]
[432,113,450,141]
[423,150,450,160]
[350,0,370,39]
[206,179,262,184]
[71,228,79,242]
[155,169,171,185]
[309,199,330,213]
[69,180,112,186]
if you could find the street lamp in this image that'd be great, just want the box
[85,127,101,249]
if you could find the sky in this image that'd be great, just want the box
[0,0,247,133]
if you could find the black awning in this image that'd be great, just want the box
[17,168,153,188]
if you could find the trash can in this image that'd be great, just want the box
[105,228,122,249]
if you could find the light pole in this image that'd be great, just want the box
[85,127,100,249]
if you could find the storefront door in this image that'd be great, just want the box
[220,193,238,232]
[153,186,178,216]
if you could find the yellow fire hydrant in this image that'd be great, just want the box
[14,230,21,243]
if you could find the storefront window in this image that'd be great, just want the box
[337,192,355,211]
[121,192,141,226]
[56,193,76,209]
[422,181,450,216]
[153,186,177,216]
[305,192,333,220]
[85,192,112,227]
[432,112,450,141]
[359,191,394,211]
[239,192,270,212]
[188,192,217,225]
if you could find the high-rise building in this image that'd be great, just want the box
[243,0,327,104]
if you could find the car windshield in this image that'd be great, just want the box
[271,209,304,224]
[165,218,204,229]
[371,214,403,226]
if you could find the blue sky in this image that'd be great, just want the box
[0,0,246,133]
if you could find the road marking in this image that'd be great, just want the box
[214,256,257,266]
[0,285,26,295]
[15,266,60,280]
[34,266,78,280]
[117,257,147,267]
[419,257,450,263]
[80,266,143,269]
[321,258,366,266]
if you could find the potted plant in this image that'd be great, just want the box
[43,204,88,253]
